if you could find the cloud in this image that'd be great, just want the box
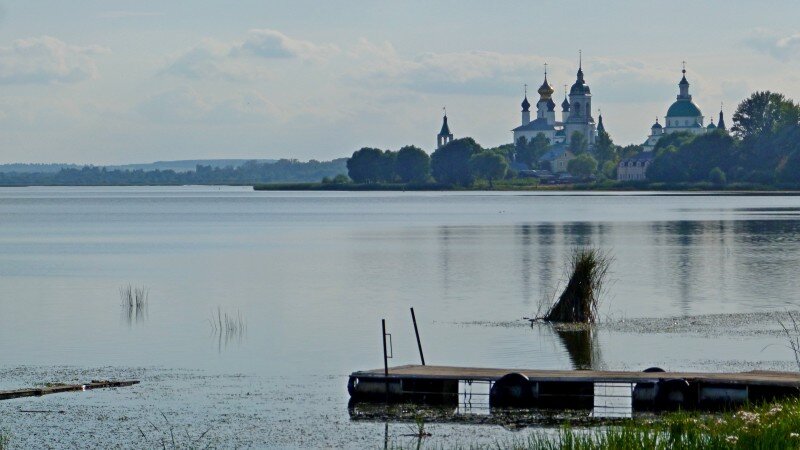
[161,38,270,81]
[97,11,164,19]
[237,29,338,60]
[345,39,554,96]
[0,36,109,84]
[744,29,800,61]
[345,40,681,102]
[137,87,280,124]
[163,29,338,81]
[589,58,677,103]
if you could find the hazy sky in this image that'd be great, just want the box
[1,1,799,164]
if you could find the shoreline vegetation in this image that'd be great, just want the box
[258,90,800,194]
[4,91,800,192]
[253,180,800,193]
[390,398,800,449]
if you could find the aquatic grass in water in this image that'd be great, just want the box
[0,431,8,450]
[210,307,246,336]
[779,311,800,371]
[209,307,247,351]
[120,284,149,324]
[397,398,800,449]
[137,412,215,449]
[543,248,612,324]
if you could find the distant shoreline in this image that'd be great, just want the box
[253,181,800,194]
[0,182,798,195]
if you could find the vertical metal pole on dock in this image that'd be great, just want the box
[382,319,389,402]
[410,307,425,366]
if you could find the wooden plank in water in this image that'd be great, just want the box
[0,380,140,401]
[351,365,800,387]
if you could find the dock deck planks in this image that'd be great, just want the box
[351,365,800,387]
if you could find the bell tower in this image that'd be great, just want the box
[437,108,454,149]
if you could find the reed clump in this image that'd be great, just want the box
[120,285,149,310]
[137,412,215,449]
[210,307,246,337]
[120,284,149,324]
[779,311,800,371]
[543,248,612,323]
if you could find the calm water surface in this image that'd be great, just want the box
[1,187,800,447]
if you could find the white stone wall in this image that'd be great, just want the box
[514,129,557,145]
[616,159,651,181]
[665,116,704,131]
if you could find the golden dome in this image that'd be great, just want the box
[537,77,554,99]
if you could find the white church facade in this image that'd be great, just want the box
[619,66,727,181]
[512,62,597,150]
[641,67,727,152]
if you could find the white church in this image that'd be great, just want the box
[512,61,598,149]
[618,66,727,181]
[641,66,726,153]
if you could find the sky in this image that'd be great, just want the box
[1,1,800,164]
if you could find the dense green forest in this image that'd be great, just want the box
[345,139,521,188]
[344,130,635,186]
[0,159,347,186]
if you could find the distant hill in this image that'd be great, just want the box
[0,163,83,173]
[0,158,349,186]
[105,159,277,172]
[0,159,277,174]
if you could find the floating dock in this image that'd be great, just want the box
[348,365,800,411]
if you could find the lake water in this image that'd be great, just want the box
[1,187,800,448]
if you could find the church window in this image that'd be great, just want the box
[586,104,591,116]
[573,103,580,116]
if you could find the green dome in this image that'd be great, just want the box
[666,100,702,118]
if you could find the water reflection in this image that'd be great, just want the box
[121,302,147,326]
[119,285,148,326]
[517,225,533,306]
[553,326,601,370]
[209,308,247,353]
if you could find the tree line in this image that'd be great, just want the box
[346,129,642,186]
[348,90,800,188]
[646,91,800,185]
[347,140,516,187]
[0,159,348,186]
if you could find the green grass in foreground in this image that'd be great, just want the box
[0,431,8,450]
[405,399,800,450]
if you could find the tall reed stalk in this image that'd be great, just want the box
[779,311,800,371]
[210,307,246,335]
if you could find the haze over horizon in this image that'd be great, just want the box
[1,1,799,165]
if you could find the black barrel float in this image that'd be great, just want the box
[656,378,693,410]
[632,367,664,411]
[490,373,533,407]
